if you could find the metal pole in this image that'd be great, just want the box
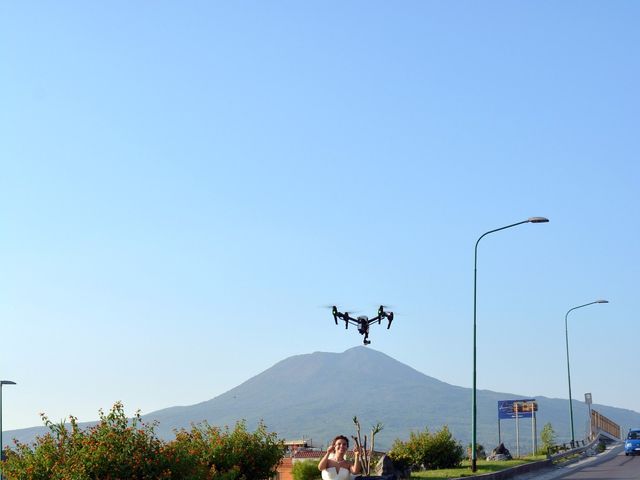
[471,218,548,472]
[0,381,16,480]
[532,407,536,456]
[515,403,520,458]
[565,310,575,446]
[0,384,3,478]
[564,301,608,445]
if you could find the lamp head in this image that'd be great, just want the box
[596,300,609,304]
[528,217,549,223]
[0,380,16,386]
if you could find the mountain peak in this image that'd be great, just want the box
[140,349,636,449]
[144,348,470,448]
[7,349,639,451]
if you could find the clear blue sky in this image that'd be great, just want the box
[1,1,638,432]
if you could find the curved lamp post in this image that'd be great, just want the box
[0,380,16,480]
[471,217,548,472]
[565,300,608,445]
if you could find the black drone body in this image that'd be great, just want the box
[331,305,394,345]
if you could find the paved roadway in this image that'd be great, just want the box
[556,449,640,479]
[515,445,640,480]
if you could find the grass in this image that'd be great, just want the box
[410,455,548,479]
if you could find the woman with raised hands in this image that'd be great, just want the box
[318,435,362,479]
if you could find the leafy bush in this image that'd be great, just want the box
[388,426,464,471]
[388,430,426,471]
[291,460,321,480]
[423,427,464,469]
[4,402,285,480]
[4,402,169,480]
[167,419,285,479]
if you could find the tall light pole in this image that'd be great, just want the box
[565,300,608,446]
[0,380,16,480]
[472,217,548,472]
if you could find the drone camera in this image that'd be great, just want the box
[330,304,395,345]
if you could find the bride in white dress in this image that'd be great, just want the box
[318,435,362,480]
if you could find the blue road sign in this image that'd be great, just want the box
[498,399,537,419]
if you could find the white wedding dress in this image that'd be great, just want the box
[321,466,351,480]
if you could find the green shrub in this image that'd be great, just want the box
[388,430,424,471]
[4,403,285,480]
[388,426,464,471]
[292,460,321,480]
[4,402,170,480]
[423,426,464,469]
[167,419,285,479]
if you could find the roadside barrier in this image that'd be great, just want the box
[448,437,601,480]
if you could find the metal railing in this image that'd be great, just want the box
[548,437,598,462]
[591,410,620,440]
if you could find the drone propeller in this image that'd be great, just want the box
[332,306,339,324]
[320,305,341,324]
[320,305,359,312]
[378,304,393,316]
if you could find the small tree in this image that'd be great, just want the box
[540,422,557,454]
[351,416,383,475]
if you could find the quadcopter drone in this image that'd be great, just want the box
[331,305,394,345]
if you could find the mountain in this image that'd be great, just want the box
[5,347,640,451]
[143,347,640,450]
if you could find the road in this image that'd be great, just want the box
[512,445,640,480]
[556,450,640,479]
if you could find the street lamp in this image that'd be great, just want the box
[0,380,16,480]
[471,217,548,472]
[565,300,608,445]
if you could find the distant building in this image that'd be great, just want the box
[276,438,323,480]
[283,438,317,456]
